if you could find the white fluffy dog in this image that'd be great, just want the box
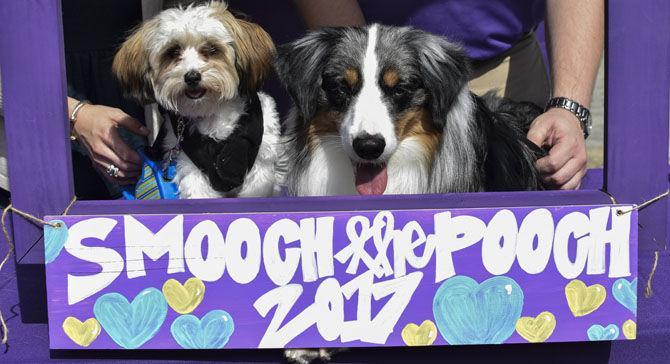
[114,1,280,198]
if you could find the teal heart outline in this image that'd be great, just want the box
[94,287,167,349]
[170,310,235,349]
[587,324,620,341]
[612,278,637,313]
[432,275,524,345]
[44,220,68,264]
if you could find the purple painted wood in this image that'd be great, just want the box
[605,0,669,252]
[45,207,637,349]
[0,0,74,322]
[607,0,670,362]
[580,168,602,191]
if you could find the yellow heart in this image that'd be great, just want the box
[515,311,556,343]
[622,319,636,340]
[62,317,101,347]
[565,279,606,317]
[401,320,438,346]
[162,277,206,314]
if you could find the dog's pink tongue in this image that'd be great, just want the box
[355,164,388,195]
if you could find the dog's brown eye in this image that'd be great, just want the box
[202,44,218,56]
[393,87,408,97]
[392,82,416,98]
[321,75,351,109]
[167,45,182,58]
[323,79,347,97]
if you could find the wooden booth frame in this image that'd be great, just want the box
[0,0,668,337]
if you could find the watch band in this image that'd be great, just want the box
[545,97,592,139]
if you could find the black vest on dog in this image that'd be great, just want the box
[151,94,264,194]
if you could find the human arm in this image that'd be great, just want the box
[68,97,150,184]
[292,0,365,29]
[527,0,604,189]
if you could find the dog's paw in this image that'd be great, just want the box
[284,348,332,364]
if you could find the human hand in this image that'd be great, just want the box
[527,108,587,190]
[72,104,150,185]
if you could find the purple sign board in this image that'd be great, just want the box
[45,205,638,349]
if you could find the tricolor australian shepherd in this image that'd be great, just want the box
[276,24,545,197]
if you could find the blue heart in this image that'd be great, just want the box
[587,324,620,341]
[432,275,524,344]
[612,278,637,313]
[171,310,235,349]
[44,220,68,264]
[94,287,167,349]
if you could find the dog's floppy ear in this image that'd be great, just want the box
[113,19,158,104]
[231,19,275,94]
[275,28,341,122]
[412,31,471,126]
[215,6,275,94]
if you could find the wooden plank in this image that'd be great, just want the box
[44,206,638,349]
[581,168,603,190]
[0,0,74,322]
[605,0,669,251]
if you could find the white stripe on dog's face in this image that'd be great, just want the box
[180,47,207,72]
[340,25,397,163]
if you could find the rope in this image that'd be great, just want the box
[616,189,670,216]
[0,205,14,346]
[0,195,77,345]
[644,250,660,298]
[62,196,77,216]
[600,188,618,204]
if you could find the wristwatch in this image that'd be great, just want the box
[545,97,592,139]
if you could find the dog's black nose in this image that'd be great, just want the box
[184,70,201,86]
[353,133,386,160]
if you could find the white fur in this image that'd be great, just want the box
[386,138,431,194]
[237,93,281,197]
[180,47,206,71]
[340,24,397,163]
[163,92,279,199]
[149,5,233,55]
[290,135,357,196]
[192,96,245,140]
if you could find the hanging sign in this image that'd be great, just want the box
[45,205,638,349]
